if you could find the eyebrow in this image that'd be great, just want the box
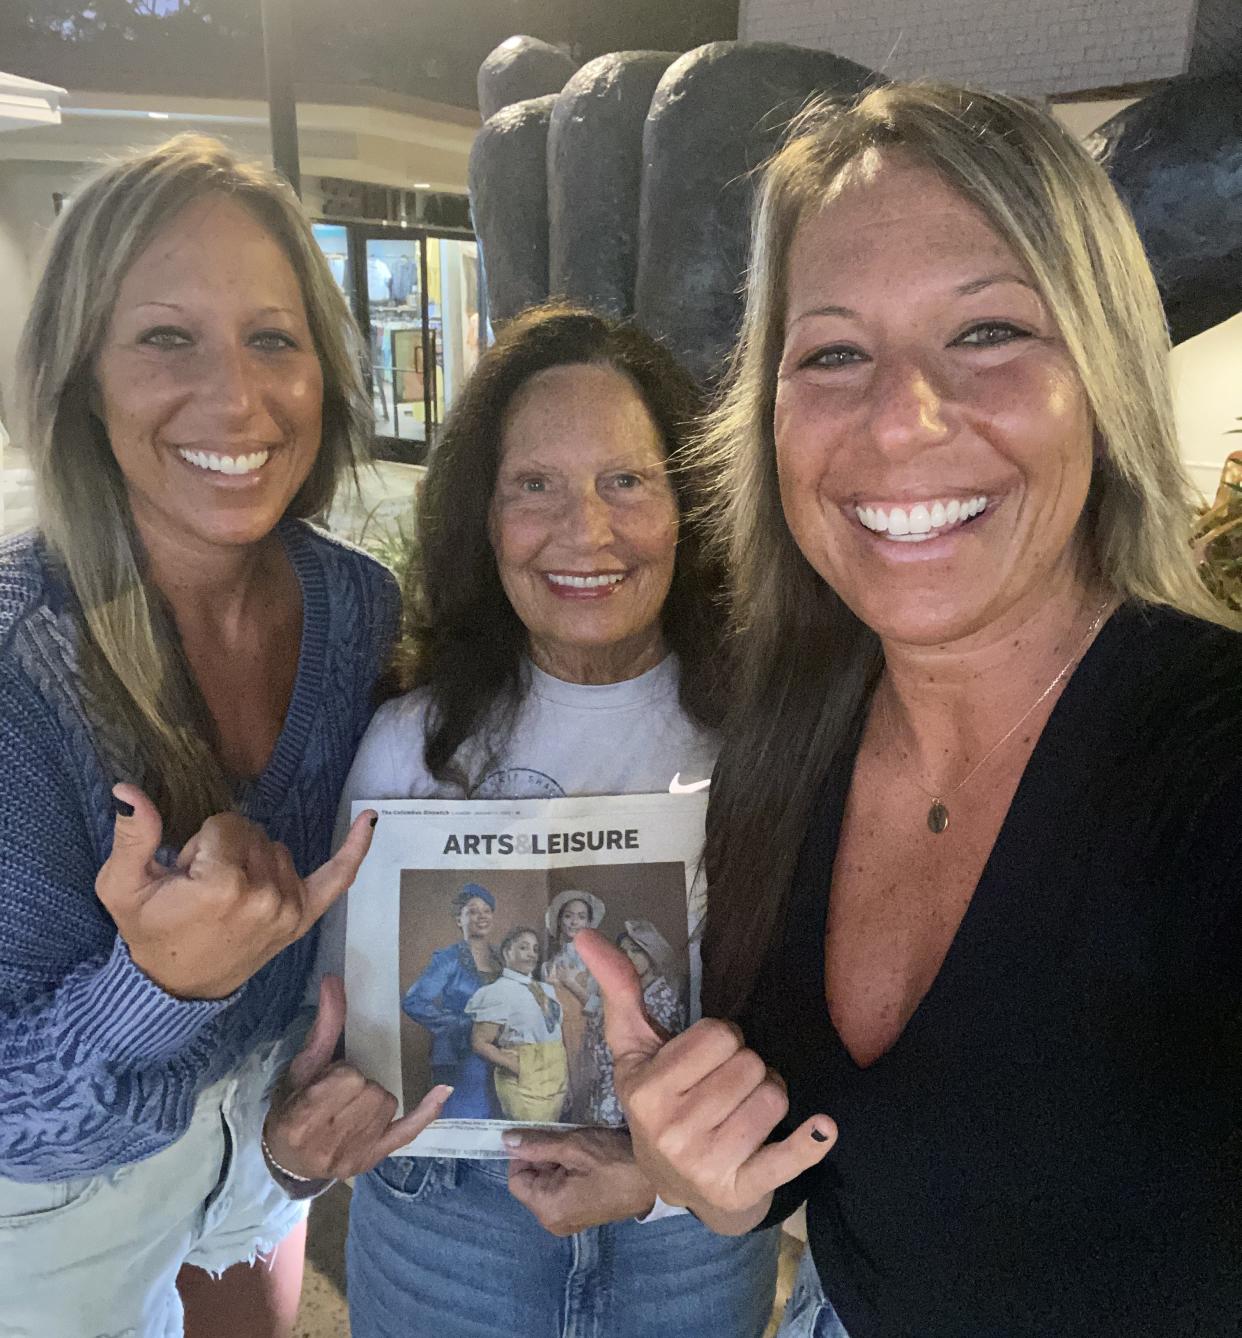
[787,272,1038,329]
[788,303,857,325]
[498,453,658,475]
[128,302,300,319]
[954,272,1037,296]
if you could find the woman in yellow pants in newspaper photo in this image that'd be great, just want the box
[468,926,569,1121]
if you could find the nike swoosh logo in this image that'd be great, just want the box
[669,773,711,794]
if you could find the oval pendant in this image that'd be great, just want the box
[927,800,949,834]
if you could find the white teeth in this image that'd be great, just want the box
[546,572,626,589]
[854,495,989,539]
[178,449,270,476]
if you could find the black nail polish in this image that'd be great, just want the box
[369,815,378,828]
[810,1128,830,1143]
[112,796,135,819]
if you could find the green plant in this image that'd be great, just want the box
[354,497,417,578]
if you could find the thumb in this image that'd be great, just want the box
[575,928,666,1070]
[302,810,376,926]
[97,784,164,910]
[288,974,346,1088]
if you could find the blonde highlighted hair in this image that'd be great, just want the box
[701,81,1232,1018]
[17,134,372,841]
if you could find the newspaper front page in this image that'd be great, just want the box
[344,791,707,1157]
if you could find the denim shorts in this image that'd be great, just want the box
[775,1246,851,1338]
[0,1039,307,1338]
[348,1154,781,1338]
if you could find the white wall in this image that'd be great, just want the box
[0,158,83,422]
[739,0,1195,95]
[1171,312,1242,501]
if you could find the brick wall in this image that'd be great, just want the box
[738,0,1197,95]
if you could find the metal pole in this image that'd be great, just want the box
[260,0,301,197]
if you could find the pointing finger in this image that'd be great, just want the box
[371,1084,454,1161]
[303,810,377,925]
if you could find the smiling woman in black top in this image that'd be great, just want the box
[576,82,1242,1338]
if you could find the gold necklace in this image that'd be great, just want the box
[882,601,1112,835]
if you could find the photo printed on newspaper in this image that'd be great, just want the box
[344,791,708,1157]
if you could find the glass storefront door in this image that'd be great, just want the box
[312,221,480,465]
[427,235,481,434]
[366,234,425,446]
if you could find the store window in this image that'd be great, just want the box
[366,235,424,443]
[312,220,480,465]
[312,223,353,303]
[429,235,481,425]
[312,221,479,561]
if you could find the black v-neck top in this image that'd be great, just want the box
[743,603,1242,1337]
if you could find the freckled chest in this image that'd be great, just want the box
[824,728,1032,1068]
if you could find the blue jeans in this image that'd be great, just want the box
[775,1246,850,1338]
[348,1156,780,1338]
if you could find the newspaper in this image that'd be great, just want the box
[344,791,707,1158]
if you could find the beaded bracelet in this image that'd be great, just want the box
[260,1131,317,1185]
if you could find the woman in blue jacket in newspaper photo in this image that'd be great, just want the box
[401,881,503,1118]
[304,304,780,1337]
[0,136,449,1338]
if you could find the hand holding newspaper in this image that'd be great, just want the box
[343,792,708,1158]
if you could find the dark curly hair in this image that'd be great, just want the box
[391,303,728,787]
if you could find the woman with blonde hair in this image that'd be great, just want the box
[581,82,1242,1338]
[0,135,446,1338]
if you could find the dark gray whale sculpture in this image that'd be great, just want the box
[1090,74,1242,345]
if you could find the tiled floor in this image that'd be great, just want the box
[295,1183,801,1337]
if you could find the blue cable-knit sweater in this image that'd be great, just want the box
[0,518,398,1182]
